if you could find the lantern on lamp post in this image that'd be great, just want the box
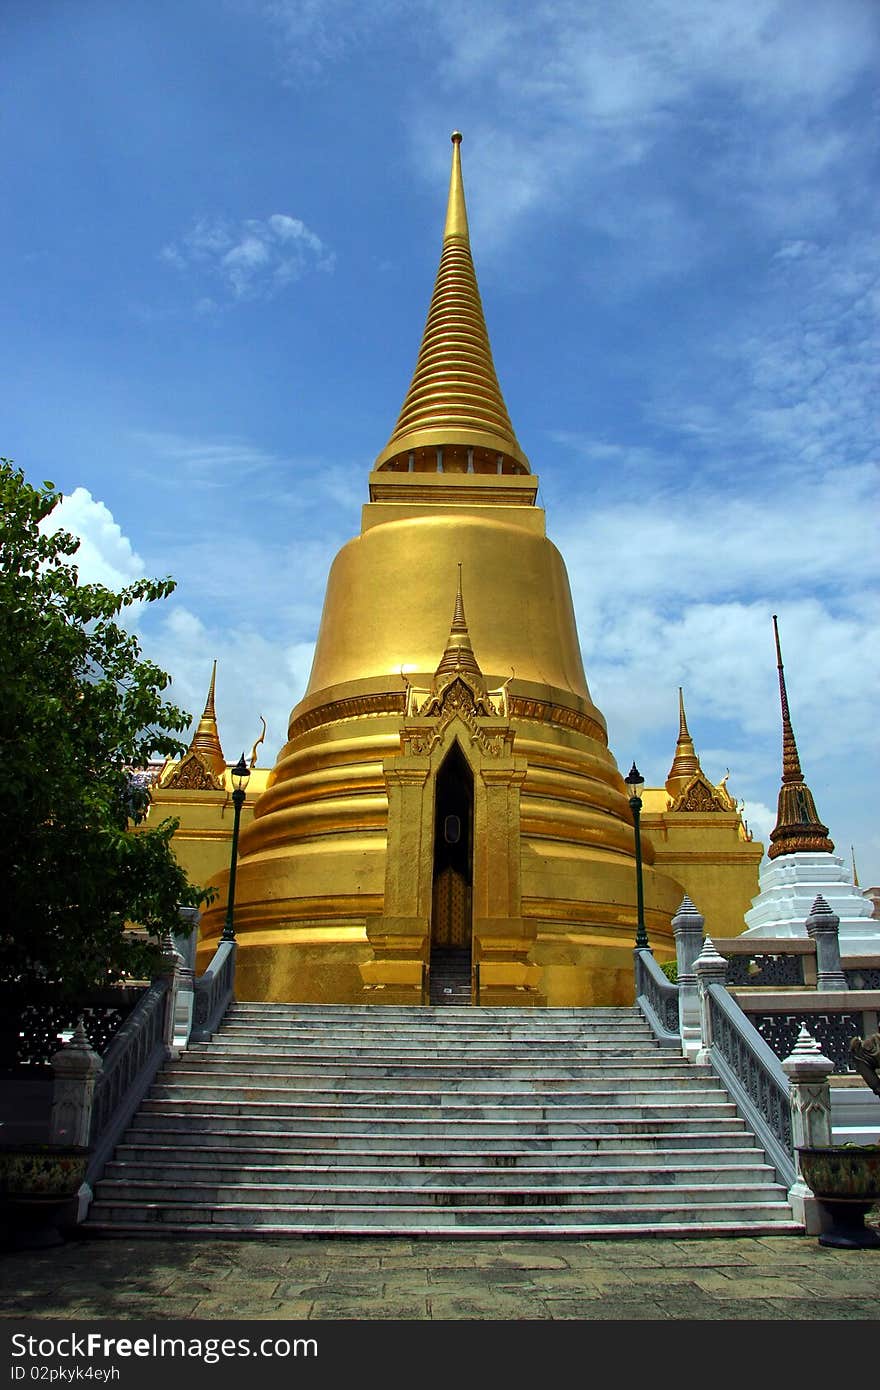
[222,754,251,943]
[624,762,650,952]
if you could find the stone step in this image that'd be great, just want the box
[176,1054,701,1077]
[219,1007,647,1023]
[85,1199,797,1230]
[222,1011,642,1023]
[212,1023,653,1034]
[211,1038,660,1054]
[103,1159,778,1188]
[197,1043,666,1060]
[85,998,799,1241]
[158,1074,712,1097]
[84,1218,805,1240]
[123,1126,758,1153]
[114,1139,766,1167]
[139,1096,737,1123]
[131,1109,742,1137]
[94,1178,787,1209]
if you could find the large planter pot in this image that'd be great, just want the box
[0,1146,90,1249]
[798,1146,880,1249]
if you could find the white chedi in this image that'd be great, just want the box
[742,851,877,956]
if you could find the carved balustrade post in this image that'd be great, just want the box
[159,933,194,1057]
[805,895,847,991]
[174,904,201,974]
[49,1019,103,1147]
[672,895,705,1063]
[693,938,728,1066]
[781,1026,835,1234]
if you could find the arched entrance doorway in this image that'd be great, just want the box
[430,741,473,1003]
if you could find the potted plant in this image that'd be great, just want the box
[0,1145,90,1249]
[797,1145,880,1249]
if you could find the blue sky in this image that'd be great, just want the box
[3,0,878,893]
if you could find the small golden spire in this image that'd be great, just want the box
[444,132,469,243]
[189,660,227,779]
[768,616,834,859]
[375,131,530,477]
[665,687,702,798]
[851,845,860,888]
[434,565,485,685]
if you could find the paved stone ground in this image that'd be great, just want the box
[0,1235,877,1320]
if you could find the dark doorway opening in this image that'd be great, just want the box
[429,742,473,1004]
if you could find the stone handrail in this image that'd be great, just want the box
[731,990,880,1074]
[190,940,237,1042]
[48,927,236,1222]
[634,949,679,1048]
[85,976,172,1189]
[704,982,796,1189]
[709,937,814,988]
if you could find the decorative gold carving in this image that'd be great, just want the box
[717,769,737,811]
[286,688,604,747]
[672,775,724,813]
[249,715,267,769]
[369,480,537,505]
[770,830,835,858]
[508,696,606,745]
[163,751,224,792]
[287,692,406,741]
[420,675,496,721]
[402,730,442,758]
[401,705,512,763]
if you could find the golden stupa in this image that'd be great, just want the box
[195,132,688,1004]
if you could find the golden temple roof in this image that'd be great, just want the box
[665,688,702,798]
[768,615,834,859]
[374,131,530,477]
[159,662,227,790]
[190,660,226,776]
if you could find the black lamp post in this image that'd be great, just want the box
[624,762,650,952]
[222,754,251,943]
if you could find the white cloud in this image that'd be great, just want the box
[143,605,316,766]
[260,1,878,264]
[773,240,819,262]
[160,213,335,304]
[44,488,146,592]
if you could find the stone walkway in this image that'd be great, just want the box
[0,1234,877,1320]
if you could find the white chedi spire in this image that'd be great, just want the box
[742,850,876,957]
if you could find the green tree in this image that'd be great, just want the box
[0,459,208,1002]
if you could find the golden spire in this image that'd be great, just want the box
[189,660,227,779]
[374,131,530,477]
[665,688,702,798]
[434,564,485,685]
[443,129,469,243]
[852,846,860,887]
[768,615,834,859]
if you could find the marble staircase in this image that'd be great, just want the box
[84,1003,802,1238]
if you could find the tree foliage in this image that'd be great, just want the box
[0,460,208,999]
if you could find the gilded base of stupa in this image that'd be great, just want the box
[195,497,682,1006]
